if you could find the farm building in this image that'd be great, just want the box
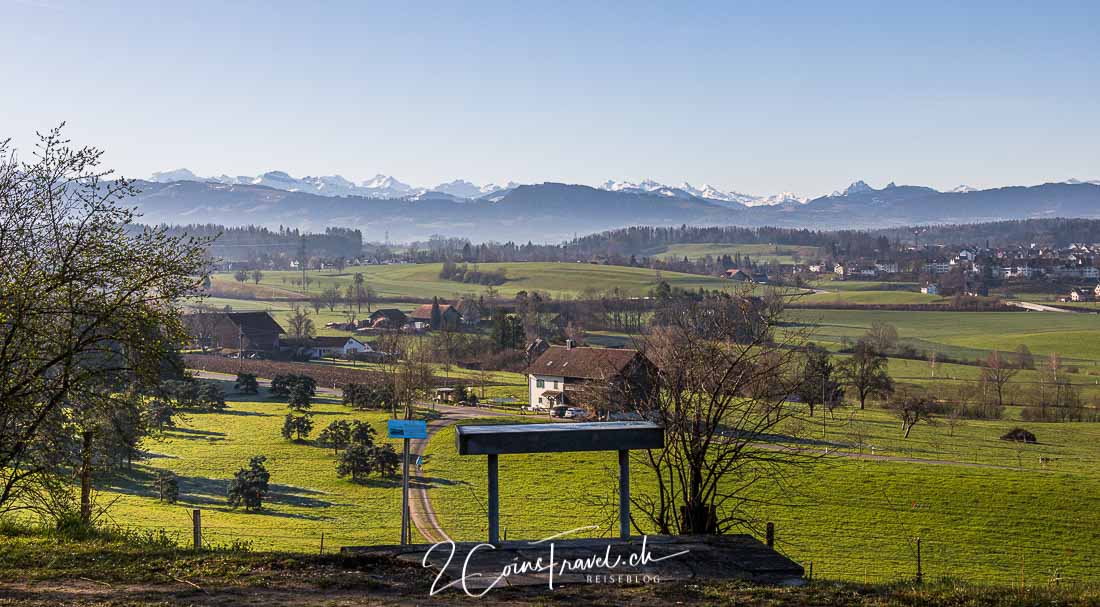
[526,341,656,412]
[184,311,285,353]
[410,303,462,329]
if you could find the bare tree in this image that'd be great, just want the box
[251,269,264,285]
[865,321,899,354]
[980,350,1018,408]
[885,390,937,438]
[630,294,819,535]
[286,304,315,339]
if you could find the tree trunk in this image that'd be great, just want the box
[80,429,94,526]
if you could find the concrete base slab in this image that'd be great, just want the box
[342,534,804,590]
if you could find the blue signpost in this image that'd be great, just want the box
[388,420,427,545]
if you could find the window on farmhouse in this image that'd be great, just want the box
[536,379,545,388]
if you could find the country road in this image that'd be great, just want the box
[1007,300,1074,313]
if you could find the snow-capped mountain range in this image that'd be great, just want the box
[148,169,1100,207]
[149,169,807,206]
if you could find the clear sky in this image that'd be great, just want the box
[2,0,1098,197]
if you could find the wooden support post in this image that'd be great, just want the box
[192,509,201,551]
[320,532,325,555]
[488,454,499,545]
[766,522,775,548]
[618,449,630,539]
[915,538,924,585]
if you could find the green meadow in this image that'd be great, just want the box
[423,405,1100,585]
[91,379,409,551]
[653,242,826,264]
[212,262,731,300]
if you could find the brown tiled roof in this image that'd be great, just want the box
[526,346,641,380]
[410,303,458,321]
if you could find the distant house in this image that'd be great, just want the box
[1070,288,1094,302]
[526,341,656,412]
[921,284,939,295]
[927,260,952,274]
[410,303,462,329]
[185,311,284,353]
[875,261,899,274]
[454,298,482,326]
[367,308,408,328]
[308,336,372,359]
[1093,283,1100,299]
[723,268,753,282]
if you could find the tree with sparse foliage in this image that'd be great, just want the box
[251,269,264,284]
[980,350,1018,408]
[0,127,209,520]
[234,269,248,283]
[865,321,899,354]
[886,390,937,438]
[281,413,314,441]
[153,470,179,503]
[227,456,270,511]
[286,305,315,339]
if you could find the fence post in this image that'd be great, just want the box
[192,509,201,551]
[766,522,775,548]
[320,532,325,555]
[916,537,923,584]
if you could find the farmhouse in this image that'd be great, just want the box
[305,336,372,359]
[921,284,939,295]
[526,341,656,412]
[366,308,408,328]
[185,311,284,353]
[723,268,752,281]
[1070,288,1094,302]
[410,303,463,329]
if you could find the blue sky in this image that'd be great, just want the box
[2,0,1097,197]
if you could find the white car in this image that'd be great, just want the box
[564,407,587,419]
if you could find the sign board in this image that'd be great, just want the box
[388,419,427,440]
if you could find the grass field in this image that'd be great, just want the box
[89,379,410,551]
[213,262,732,300]
[788,308,1100,366]
[422,405,1100,585]
[653,243,826,264]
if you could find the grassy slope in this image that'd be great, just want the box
[788,308,1100,365]
[422,406,1100,585]
[214,262,732,300]
[654,243,826,264]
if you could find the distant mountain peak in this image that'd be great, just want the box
[951,184,979,193]
[150,168,202,183]
[843,180,873,195]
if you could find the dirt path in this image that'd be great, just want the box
[408,404,514,543]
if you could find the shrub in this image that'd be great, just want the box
[1001,427,1037,443]
[235,372,259,394]
[270,374,316,398]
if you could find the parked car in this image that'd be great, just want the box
[565,407,587,419]
[550,405,569,418]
